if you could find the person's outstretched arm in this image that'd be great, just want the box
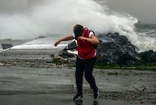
[54,35,74,47]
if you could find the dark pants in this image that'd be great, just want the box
[75,56,97,95]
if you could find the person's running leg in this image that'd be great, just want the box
[84,57,99,99]
[73,56,85,100]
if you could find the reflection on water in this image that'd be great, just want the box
[93,101,98,105]
[74,100,98,105]
[74,100,83,105]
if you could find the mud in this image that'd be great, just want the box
[0,49,156,105]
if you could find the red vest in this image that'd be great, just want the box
[76,28,96,60]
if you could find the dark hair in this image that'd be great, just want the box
[73,24,84,40]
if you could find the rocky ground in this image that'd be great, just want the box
[0,49,156,105]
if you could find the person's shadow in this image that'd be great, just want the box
[74,100,98,105]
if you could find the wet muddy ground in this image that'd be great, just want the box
[0,49,156,105]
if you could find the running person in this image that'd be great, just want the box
[54,24,99,101]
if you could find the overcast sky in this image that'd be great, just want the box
[99,0,156,24]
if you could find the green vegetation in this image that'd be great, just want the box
[52,57,156,70]
[95,63,156,70]
[52,57,75,67]
[52,58,63,65]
